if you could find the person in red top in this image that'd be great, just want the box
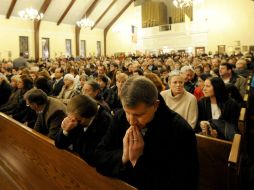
[194,73,212,101]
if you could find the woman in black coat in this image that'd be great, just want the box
[197,77,240,139]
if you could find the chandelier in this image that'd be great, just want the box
[76,17,94,28]
[173,0,193,8]
[173,0,204,8]
[18,8,43,21]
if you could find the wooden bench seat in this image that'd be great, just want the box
[0,113,136,190]
[196,134,241,190]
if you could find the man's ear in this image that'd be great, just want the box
[95,89,100,96]
[154,99,160,110]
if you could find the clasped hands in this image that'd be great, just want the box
[61,115,79,134]
[122,125,144,167]
[200,120,218,138]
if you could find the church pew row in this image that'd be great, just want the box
[0,112,136,190]
[196,134,241,190]
[0,113,241,190]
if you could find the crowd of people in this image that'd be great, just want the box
[0,51,253,189]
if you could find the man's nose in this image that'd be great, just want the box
[129,114,138,126]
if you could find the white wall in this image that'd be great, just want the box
[79,27,104,57]
[107,0,254,55]
[106,4,142,56]
[0,15,104,60]
[40,21,75,58]
[205,0,254,53]
[0,15,34,60]
[1,0,254,59]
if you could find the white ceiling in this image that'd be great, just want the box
[0,0,133,29]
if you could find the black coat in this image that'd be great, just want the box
[95,96,199,190]
[107,85,122,114]
[0,80,12,106]
[197,97,240,131]
[0,88,20,112]
[51,78,64,96]
[55,106,112,167]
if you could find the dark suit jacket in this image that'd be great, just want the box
[0,89,20,112]
[55,106,112,167]
[51,78,64,96]
[0,80,12,106]
[95,96,199,190]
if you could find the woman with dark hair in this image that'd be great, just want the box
[197,77,240,140]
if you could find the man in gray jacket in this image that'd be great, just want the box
[13,52,28,70]
[24,88,66,139]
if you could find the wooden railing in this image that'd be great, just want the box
[0,112,242,190]
[0,112,136,190]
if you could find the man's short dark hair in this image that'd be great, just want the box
[24,88,48,105]
[220,63,233,70]
[56,67,64,73]
[67,95,97,118]
[35,77,52,95]
[85,80,100,91]
[120,76,158,108]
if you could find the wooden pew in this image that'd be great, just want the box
[196,134,241,190]
[0,113,136,190]
[244,93,249,104]
[238,107,247,136]
[244,74,252,98]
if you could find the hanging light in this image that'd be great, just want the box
[18,8,43,21]
[173,0,203,8]
[76,17,94,28]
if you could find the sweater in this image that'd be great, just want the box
[160,89,198,129]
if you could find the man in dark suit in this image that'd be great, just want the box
[51,68,64,96]
[95,76,199,190]
[55,95,112,166]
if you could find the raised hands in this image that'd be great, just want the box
[200,120,218,138]
[122,125,144,167]
[61,115,79,134]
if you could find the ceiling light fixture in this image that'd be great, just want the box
[76,17,94,28]
[18,8,43,21]
[173,0,203,8]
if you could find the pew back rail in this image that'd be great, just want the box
[0,113,136,190]
[196,134,241,190]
